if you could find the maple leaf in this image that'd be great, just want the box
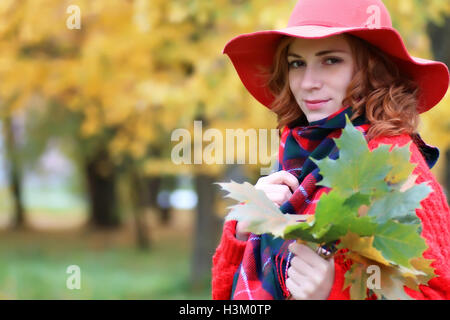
[370,259,435,300]
[340,232,434,300]
[344,263,369,300]
[367,182,431,226]
[215,181,309,238]
[339,232,391,266]
[284,191,377,243]
[384,142,417,186]
[372,220,428,269]
[375,264,416,300]
[406,257,436,290]
[312,116,392,198]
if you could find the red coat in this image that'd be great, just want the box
[212,134,450,300]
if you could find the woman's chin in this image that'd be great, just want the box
[304,106,343,123]
[305,111,331,123]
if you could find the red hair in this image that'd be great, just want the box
[265,34,420,140]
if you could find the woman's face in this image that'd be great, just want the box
[287,35,355,123]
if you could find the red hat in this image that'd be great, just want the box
[223,0,449,114]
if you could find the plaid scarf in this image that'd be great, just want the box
[230,106,370,300]
[230,106,439,300]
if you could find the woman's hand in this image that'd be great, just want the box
[286,242,335,300]
[254,170,299,207]
[235,220,251,241]
[235,171,299,241]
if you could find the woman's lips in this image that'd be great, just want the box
[304,99,331,110]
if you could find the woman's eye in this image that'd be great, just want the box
[324,57,342,65]
[288,60,305,68]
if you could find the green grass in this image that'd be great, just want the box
[0,229,212,300]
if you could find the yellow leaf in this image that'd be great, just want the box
[340,232,392,266]
[344,263,368,300]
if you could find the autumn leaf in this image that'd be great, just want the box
[339,232,391,266]
[284,191,377,243]
[408,257,436,290]
[340,232,434,299]
[367,182,431,226]
[215,180,309,238]
[344,263,369,300]
[372,220,428,269]
[312,116,392,198]
[374,264,415,300]
[384,142,417,185]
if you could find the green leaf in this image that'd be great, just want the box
[283,219,318,242]
[373,220,428,268]
[384,142,417,186]
[284,191,377,243]
[368,182,432,226]
[343,192,371,211]
[312,116,391,198]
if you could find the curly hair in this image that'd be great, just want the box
[265,34,420,140]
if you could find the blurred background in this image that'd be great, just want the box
[0,0,448,299]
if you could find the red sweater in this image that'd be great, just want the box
[211,134,450,300]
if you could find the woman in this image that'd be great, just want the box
[212,0,450,300]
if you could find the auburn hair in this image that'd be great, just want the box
[265,34,420,140]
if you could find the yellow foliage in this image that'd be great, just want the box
[0,0,448,181]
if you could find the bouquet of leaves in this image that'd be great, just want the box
[216,116,435,300]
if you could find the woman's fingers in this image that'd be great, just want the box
[257,171,299,192]
[287,242,336,300]
[286,271,315,300]
[235,171,299,239]
[254,171,299,206]
[286,277,305,300]
[288,243,335,283]
[255,184,293,205]
[289,255,320,284]
[288,242,327,270]
[236,220,251,241]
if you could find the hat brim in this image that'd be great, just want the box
[223,25,449,114]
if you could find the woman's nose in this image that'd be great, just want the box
[300,66,322,90]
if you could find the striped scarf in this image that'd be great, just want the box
[230,106,370,300]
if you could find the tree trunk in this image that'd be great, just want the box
[85,150,120,228]
[146,176,171,225]
[3,116,25,228]
[427,17,450,67]
[427,16,450,200]
[191,173,221,289]
[130,170,151,250]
